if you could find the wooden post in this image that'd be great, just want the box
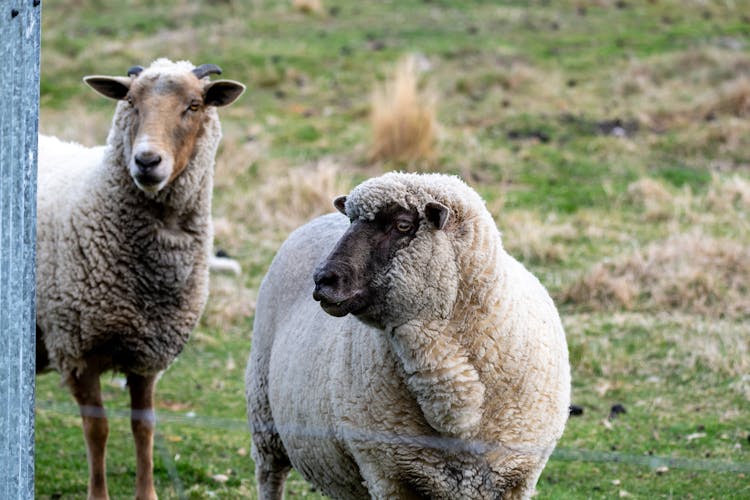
[0,1,41,499]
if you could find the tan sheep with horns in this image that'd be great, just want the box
[246,172,571,499]
[36,58,244,500]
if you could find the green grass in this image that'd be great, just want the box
[37,0,750,498]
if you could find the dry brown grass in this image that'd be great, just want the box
[502,211,577,265]
[202,273,257,332]
[561,230,750,319]
[565,312,750,386]
[613,49,750,132]
[706,174,750,211]
[214,125,268,192]
[252,158,350,233]
[370,55,437,164]
[625,178,675,221]
[292,0,324,15]
[39,108,111,146]
[701,117,750,161]
[647,76,750,130]
[698,77,750,119]
[623,175,750,229]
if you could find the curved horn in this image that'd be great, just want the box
[192,64,223,79]
[127,65,144,77]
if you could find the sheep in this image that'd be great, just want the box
[245,172,571,499]
[35,58,244,500]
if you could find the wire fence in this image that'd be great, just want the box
[37,399,750,500]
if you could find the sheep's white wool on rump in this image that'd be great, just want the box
[246,172,571,499]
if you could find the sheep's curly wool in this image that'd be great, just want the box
[36,60,221,379]
[246,172,571,499]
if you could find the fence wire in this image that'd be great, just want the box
[37,399,750,499]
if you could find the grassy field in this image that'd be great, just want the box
[36,0,749,498]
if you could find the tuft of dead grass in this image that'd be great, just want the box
[370,55,437,164]
[292,0,324,15]
[706,174,750,211]
[622,175,750,229]
[625,178,674,221]
[561,230,750,319]
[252,159,350,233]
[698,77,750,119]
[701,117,750,158]
[502,212,576,265]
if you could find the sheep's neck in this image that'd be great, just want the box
[449,220,520,394]
[451,215,505,334]
[387,216,507,438]
[106,163,210,232]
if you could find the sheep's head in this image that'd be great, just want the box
[83,60,245,193]
[313,174,463,329]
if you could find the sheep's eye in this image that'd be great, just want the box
[395,220,413,233]
[126,97,139,114]
[187,101,201,112]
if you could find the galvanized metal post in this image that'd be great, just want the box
[0,1,41,499]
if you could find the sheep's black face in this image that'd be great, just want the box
[313,204,421,327]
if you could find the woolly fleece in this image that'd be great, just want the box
[36,58,221,379]
[246,172,571,499]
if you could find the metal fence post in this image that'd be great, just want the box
[0,1,41,499]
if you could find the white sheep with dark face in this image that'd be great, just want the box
[36,58,244,500]
[246,172,571,499]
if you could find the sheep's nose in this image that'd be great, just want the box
[313,267,341,302]
[315,268,339,286]
[134,151,162,172]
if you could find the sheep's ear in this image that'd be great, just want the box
[204,80,246,107]
[425,201,450,230]
[333,196,347,215]
[83,76,132,100]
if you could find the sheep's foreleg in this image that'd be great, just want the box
[70,368,110,500]
[128,373,158,500]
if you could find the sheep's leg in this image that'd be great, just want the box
[253,454,291,500]
[250,421,291,500]
[127,373,159,500]
[69,367,110,500]
[247,346,292,499]
[503,461,544,500]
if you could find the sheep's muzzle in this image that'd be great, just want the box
[312,265,368,317]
